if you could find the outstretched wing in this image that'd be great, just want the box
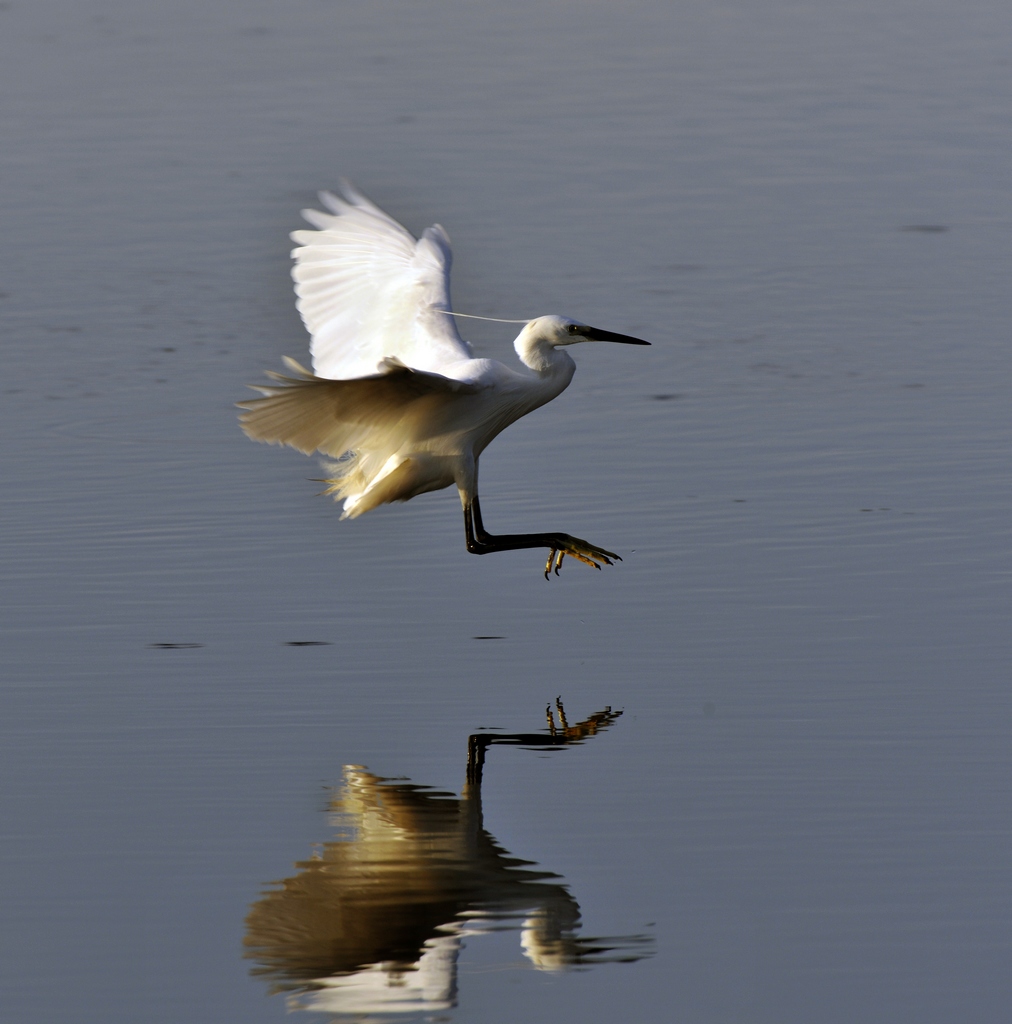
[237,357,479,459]
[290,182,473,380]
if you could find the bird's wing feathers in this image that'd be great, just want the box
[290,181,473,380]
[237,357,479,459]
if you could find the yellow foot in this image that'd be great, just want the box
[543,537,621,579]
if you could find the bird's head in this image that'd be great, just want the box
[521,315,651,348]
[514,315,649,373]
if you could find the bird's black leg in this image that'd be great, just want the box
[469,494,493,544]
[463,500,485,553]
[463,495,621,578]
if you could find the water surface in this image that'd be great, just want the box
[1,0,1010,1021]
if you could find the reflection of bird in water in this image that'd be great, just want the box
[244,702,652,1016]
[238,182,649,578]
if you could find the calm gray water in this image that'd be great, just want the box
[2,0,1010,1021]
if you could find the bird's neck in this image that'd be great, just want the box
[514,335,576,380]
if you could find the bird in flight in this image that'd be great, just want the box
[238,182,649,578]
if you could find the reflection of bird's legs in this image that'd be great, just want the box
[546,698,571,735]
[463,495,621,579]
[555,698,569,730]
[466,733,491,786]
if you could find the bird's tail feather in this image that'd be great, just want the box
[237,358,466,517]
[314,456,368,516]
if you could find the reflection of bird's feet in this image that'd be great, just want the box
[545,536,622,579]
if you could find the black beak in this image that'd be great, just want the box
[583,326,651,345]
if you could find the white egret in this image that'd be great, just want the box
[238,182,649,578]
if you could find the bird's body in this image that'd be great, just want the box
[239,183,648,576]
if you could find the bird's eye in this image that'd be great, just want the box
[567,324,579,335]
